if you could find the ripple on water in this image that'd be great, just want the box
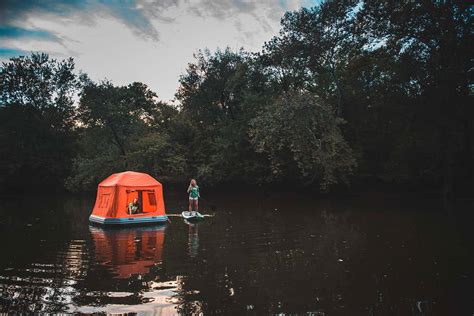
[1,194,473,314]
[74,279,187,315]
[0,239,88,312]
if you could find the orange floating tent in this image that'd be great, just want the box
[89,171,168,225]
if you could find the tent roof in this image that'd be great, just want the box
[99,171,162,187]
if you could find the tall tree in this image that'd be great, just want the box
[67,81,187,191]
[0,53,81,191]
[250,92,356,189]
[356,0,473,195]
[176,48,270,184]
[262,1,362,116]
[261,0,473,194]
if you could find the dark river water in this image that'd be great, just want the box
[0,190,472,315]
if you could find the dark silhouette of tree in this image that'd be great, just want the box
[0,53,81,191]
[1,1,471,195]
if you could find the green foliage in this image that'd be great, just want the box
[66,81,188,191]
[1,1,472,194]
[250,92,356,189]
[177,48,252,122]
[0,53,80,191]
[176,48,271,185]
[261,0,473,191]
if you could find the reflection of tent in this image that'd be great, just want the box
[89,171,168,225]
[90,226,166,279]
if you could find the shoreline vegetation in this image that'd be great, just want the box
[0,2,472,200]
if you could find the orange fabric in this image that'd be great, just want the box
[91,226,165,278]
[99,171,162,187]
[91,171,166,218]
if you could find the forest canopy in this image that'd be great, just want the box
[0,1,472,196]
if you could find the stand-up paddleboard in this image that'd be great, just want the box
[181,211,205,221]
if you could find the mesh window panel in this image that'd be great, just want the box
[148,192,157,205]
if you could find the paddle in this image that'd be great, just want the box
[166,213,215,217]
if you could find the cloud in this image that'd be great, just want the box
[0,0,319,101]
[187,0,256,19]
[0,47,29,57]
[0,26,59,41]
[0,1,86,24]
[95,0,161,40]
[0,0,163,41]
[0,0,317,44]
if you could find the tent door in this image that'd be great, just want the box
[126,189,156,214]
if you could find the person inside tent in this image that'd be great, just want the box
[128,198,140,214]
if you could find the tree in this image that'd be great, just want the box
[355,0,473,195]
[67,81,187,191]
[177,48,250,123]
[0,53,81,191]
[261,1,362,116]
[176,48,270,184]
[250,92,356,190]
[260,0,473,195]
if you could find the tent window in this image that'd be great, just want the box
[148,193,157,206]
[99,194,110,208]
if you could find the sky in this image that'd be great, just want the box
[0,0,318,102]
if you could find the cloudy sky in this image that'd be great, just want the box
[0,0,318,102]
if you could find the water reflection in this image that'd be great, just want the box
[0,239,89,313]
[74,224,184,314]
[0,193,472,314]
[89,225,166,279]
[184,220,200,258]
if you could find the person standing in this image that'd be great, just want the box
[187,179,200,214]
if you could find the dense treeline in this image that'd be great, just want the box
[0,1,472,196]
